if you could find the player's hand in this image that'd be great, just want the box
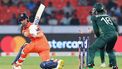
[29,25,38,37]
[23,32,29,37]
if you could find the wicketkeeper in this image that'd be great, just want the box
[87,3,118,69]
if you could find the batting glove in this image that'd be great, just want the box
[29,25,38,37]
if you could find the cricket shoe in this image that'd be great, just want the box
[54,59,64,69]
[87,64,94,69]
[100,62,106,67]
[12,64,21,69]
[12,62,22,69]
[112,66,118,69]
[109,64,112,67]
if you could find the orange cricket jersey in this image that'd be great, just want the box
[21,22,50,52]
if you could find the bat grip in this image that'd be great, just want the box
[33,17,40,25]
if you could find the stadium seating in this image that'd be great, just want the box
[76,6,92,25]
[116,0,122,6]
[0,0,121,25]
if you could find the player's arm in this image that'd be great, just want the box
[113,21,119,33]
[22,30,30,37]
[34,26,44,38]
[35,30,44,37]
[29,25,44,37]
[91,16,100,37]
[22,29,43,38]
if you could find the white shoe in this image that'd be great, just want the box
[12,65,22,69]
[100,63,106,67]
[54,59,64,69]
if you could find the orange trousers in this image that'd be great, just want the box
[23,39,50,61]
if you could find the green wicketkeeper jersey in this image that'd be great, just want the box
[91,14,118,37]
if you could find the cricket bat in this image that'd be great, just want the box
[29,4,45,36]
[33,4,45,25]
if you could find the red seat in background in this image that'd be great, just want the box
[116,0,122,7]
[9,6,19,18]
[44,0,64,10]
[18,5,31,16]
[44,0,78,10]
[76,6,92,25]
[63,0,78,7]
[0,6,12,24]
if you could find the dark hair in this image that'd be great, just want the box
[18,13,28,22]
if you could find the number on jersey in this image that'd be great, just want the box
[101,17,113,25]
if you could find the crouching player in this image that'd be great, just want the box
[12,13,64,69]
[87,3,118,69]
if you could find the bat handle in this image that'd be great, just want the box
[33,17,40,25]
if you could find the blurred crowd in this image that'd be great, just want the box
[0,0,122,25]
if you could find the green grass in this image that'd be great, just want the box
[0,56,122,69]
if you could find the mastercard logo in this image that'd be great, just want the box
[0,36,26,53]
[0,35,122,53]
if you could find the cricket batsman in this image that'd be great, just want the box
[12,13,64,69]
[87,3,118,69]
